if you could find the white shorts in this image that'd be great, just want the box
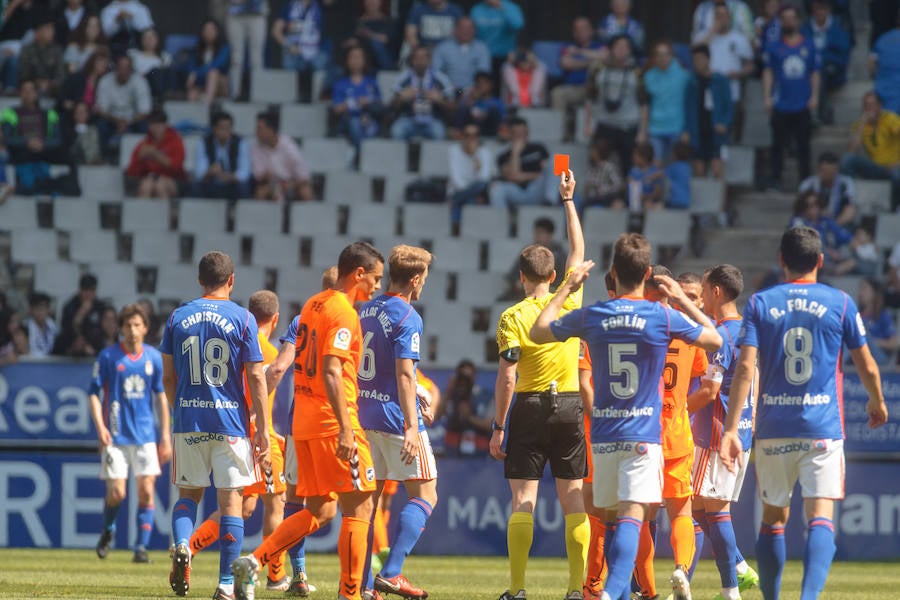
[692,446,751,502]
[754,438,845,507]
[284,433,298,486]
[366,429,438,481]
[100,442,161,480]
[591,441,663,509]
[172,433,259,490]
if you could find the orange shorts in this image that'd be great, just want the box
[662,453,693,499]
[294,430,377,498]
[244,435,287,496]
[382,479,399,495]
[583,415,593,484]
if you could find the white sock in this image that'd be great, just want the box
[722,586,740,600]
[736,560,749,575]
[218,583,234,594]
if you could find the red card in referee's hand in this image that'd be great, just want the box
[553,154,570,176]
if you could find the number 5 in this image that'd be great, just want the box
[608,343,638,400]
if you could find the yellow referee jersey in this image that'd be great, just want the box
[496,271,582,393]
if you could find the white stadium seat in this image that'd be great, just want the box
[11,230,58,263]
[178,198,228,232]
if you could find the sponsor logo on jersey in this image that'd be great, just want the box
[411,332,420,353]
[183,433,227,445]
[366,467,375,481]
[334,328,351,350]
[123,374,147,399]
[856,313,867,337]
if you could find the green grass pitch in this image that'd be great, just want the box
[0,549,898,599]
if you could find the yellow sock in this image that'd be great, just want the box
[565,513,590,593]
[507,512,534,592]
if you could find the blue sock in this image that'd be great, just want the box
[707,512,738,589]
[735,545,746,565]
[603,521,616,576]
[219,515,244,586]
[689,510,707,580]
[756,523,786,600]
[171,498,198,548]
[136,505,154,549]
[801,517,836,600]
[284,502,307,576]
[103,501,120,532]
[379,498,433,579]
[603,517,642,600]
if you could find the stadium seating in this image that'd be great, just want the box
[155,264,197,300]
[309,234,353,268]
[234,199,283,234]
[486,238,524,273]
[0,197,38,230]
[191,232,243,263]
[78,166,125,199]
[459,205,511,240]
[33,262,81,302]
[281,103,329,139]
[323,172,373,204]
[177,198,227,232]
[220,101,269,137]
[403,204,452,238]
[581,208,628,266]
[531,41,566,80]
[230,265,267,304]
[54,197,101,230]
[250,69,298,104]
[119,133,146,168]
[12,230,58,263]
[688,178,725,215]
[517,108,564,143]
[515,205,565,240]
[360,139,409,176]
[289,202,341,236]
[432,237,481,271]
[132,231,182,265]
[643,210,691,249]
[418,140,454,177]
[302,138,353,172]
[251,234,300,267]
[376,70,402,101]
[854,179,893,214]
[94,262,137,299]
[347,203,397,237]
[69,231,118,264]
[455,270,507,303]
[164,101,210,127]
[277,265,323,302]
[723,146,756,186]
[875,213,900,251]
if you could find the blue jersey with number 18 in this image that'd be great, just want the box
[738,281,866,441]
[551,297,703,444]
[357,294,424,435]
[160,298,263,436]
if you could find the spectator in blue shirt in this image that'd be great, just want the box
[684,43,733,179]
[639,40,691,163]
[404,0,463,50]
[754,0,781,59]
[788,190,855,274]
[470,0,524,74]
[764,4,820,188]
[354,0,398,70]
[628,142,664,211]
[192,111,251,200]
[186,20,231,105]
[390,45,454,140]
[272,0,328,102]
[433,16,491,92]
[452,70,505,137]
[870,14,900,114]
[551,16,604,141]
[857,277,898,366]
[596,0,645,53]
[665,141,693,209]
[803,0,852,123]
[331,45,382,150]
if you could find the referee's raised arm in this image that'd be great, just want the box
[559,170,583,272]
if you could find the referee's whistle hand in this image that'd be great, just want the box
[490,431,506,460]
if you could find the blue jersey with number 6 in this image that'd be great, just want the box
[160,298,263,436]
[739,281,866,441]
[551,298,703,444]
[357,294,424,435]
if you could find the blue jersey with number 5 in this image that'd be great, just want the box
[551,298,703,444]
[160,298,263,436]
[357,294,424,435]
[739,281,866,441]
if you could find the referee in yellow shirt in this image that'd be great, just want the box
[490,169,589,600]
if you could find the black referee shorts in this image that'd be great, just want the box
[504,390,587,480]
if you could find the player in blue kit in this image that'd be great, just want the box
[357,245,436,600]
[89,303,171,564]
[687,264,759,600]
[160,251,270,600]
[530,233,722,600]
[719,227,888,600]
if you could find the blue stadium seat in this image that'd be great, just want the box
[532,41,566,80]
[164,34,198,58]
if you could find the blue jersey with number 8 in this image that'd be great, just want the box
[160,297,263,436]
[739,281,866,441]
[551,297,703,444]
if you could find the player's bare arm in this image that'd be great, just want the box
[155,391,172,465]
[323,354,356,461]
[246,360,271,470]
[686,376,721,413]
[490,357,517,460]
[88,393,112,447]
[719,345,757,472]
[559,170,583,271]
[396,357,420,465]
[653,274,722,351]
[162,354,177,410]
[530,259,596,344]
[849,345,888,429]
[265,341,296,393]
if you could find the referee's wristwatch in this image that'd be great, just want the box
[491,419,504,432]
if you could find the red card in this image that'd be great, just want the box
[553,154,570,176]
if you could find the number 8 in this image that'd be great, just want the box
[783,326,813,385]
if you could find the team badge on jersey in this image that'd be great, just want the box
[410,332,420,353]
[366,467,375,481]
[334,328,351,350]
[145,360,153,376]
[635,442,648,455]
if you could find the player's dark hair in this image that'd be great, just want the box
[780,226,822,274]
[249,290,279,324]
[613,233,652,288]
[705,264,743,302]
[198,251,234,288]
[677,271,702,286]
[210,110,233,127]
[118,303,149,328]
[533,217,555,235]
[28,292,51,307]
[79,273,98,290]
[518,244,555,283]
[322,266,338,290]
[389,245,433,285]
[256,110,279,133]
[646,264,673,289]
[338,241,384,279]
[691,43,710,58]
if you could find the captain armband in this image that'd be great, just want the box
[703,364,725,384]
[499,347,521,363]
